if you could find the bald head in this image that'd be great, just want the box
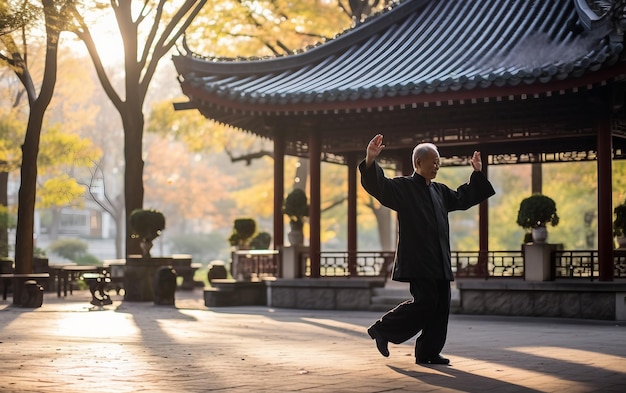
[412,143,440,183]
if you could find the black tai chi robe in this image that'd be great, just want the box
[358,159,495,359]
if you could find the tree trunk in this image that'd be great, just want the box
[114,195,125,258]
[13,0,61,274]
[0,170,8,257]
[123,108,145,257]
[15,115,44,274]
[373,205,393,251]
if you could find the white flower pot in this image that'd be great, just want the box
[531,227,548,244]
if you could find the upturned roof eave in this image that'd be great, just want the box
[179,61,626,114]
[173,0,426,76]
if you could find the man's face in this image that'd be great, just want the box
[416,149,440,181]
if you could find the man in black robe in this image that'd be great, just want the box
[359,134,495,365]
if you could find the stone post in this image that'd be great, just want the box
[280,245,307,279]
[523,243,559,281]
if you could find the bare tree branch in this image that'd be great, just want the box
[224,147,274,166]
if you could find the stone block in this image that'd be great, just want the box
[296,288,335,309]
[616,293,626,321]
[533,292,559,317]
[270,287,296,308]
[580,292,613,320]
[558,292,581,318]
[336,288,370,310]
[484,290,511,315]
[509,292,533,316]
[461,290,485,314]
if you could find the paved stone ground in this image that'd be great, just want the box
[1,288,625,393]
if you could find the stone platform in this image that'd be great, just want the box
[456,279,626,321]
[204,277,387,310]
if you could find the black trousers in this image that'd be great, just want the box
[369,278,451,359]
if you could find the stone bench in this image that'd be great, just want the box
[0,273,50,307]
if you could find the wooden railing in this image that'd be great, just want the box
[231,250,280,280]
[554,249,626,280]
[230,249,626,280]
[299,251,395,278]
[453,250,525,279]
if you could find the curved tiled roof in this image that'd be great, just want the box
[174,0,626,112]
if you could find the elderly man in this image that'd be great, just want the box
[359,134,495,365]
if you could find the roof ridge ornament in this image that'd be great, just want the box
[575,0,626,41]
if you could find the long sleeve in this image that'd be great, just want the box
[440,171,496,212]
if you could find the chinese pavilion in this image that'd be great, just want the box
[173,0,626,282]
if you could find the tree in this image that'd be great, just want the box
[185,0,391,58]
[67,0,208,256]
[0,106,23,257]
[0,0,73,273]
[1,42,102,258]
[37,125,102,239]
[141,135,239,233]
[159,0,391,249]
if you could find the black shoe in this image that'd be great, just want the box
[367,326,389,357]
[417,355,450,365]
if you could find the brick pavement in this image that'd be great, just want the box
[1,289,625,393]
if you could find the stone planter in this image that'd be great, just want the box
[207,260,228,283]
[123,256,173,301]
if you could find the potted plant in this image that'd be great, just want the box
[228,218,257,249]
[129,209,166,258]
[614,200,626,248]
[516,194,559,244]
[249,231,272,250]
[282,188,309,246]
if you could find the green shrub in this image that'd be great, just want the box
[74,253,102,266]
[250,231,272,249]
[168,232,229,263]
[129,209,166,242]
[228,218,257,247]
[283,188,309,229]
[516,194,559,229]
[614,200,626,237]
[49,238,88,260]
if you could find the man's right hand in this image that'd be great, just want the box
[366,134,385,167]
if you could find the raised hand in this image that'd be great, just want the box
[470,151,482,171]
[366,134,385,167]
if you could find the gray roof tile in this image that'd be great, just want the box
[174,0,625,110]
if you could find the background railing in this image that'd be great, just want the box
[300,251,395,277]
[453,249,626,280]
[553,249,626,280]
[230,249,626,280]
[453,251,525,278]
[231,250,280,280]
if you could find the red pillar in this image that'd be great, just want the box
[597,116,614,281]
[309,133,321,278]
[347,154,358,276]
[273,134,285,249]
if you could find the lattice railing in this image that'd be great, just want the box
[230,249,626,280]
[300,251,395,278]
[453,251,525,279]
